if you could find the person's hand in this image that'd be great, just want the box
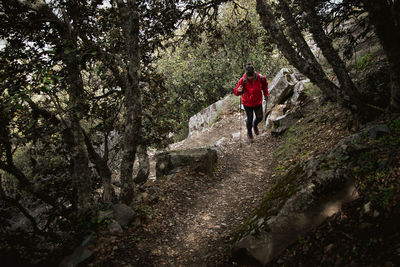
[238,85,243,93]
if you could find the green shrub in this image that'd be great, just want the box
[357,53,373,70]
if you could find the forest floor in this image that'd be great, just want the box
[85,105,284,266]
[84,100,400,266]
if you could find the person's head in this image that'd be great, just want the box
[245,63,255,80]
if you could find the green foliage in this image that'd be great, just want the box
[275,127,297,159]
[349,115,400,210]
[356,53,373,70]
[157,0,287,139]
[304,82,322,98]
[137,204,155,218]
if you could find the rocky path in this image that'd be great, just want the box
[88,112,282,266]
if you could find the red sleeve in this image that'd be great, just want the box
[233,78,244,96]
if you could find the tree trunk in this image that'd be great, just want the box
[65,58,92,211]
[133,144,150,185]
[362,0,400,111]
[116,0,142,204]
[298,0,373,114]
[256,0,339,101]
[83,130,115,203]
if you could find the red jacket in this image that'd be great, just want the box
[233,73,269,107]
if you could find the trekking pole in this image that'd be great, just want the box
[239,95,242,148]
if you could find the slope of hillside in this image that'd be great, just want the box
[85,92,399,266]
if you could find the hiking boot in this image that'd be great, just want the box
[247,132,254,143]
[253,123,259,135]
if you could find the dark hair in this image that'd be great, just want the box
[245,63,255,77]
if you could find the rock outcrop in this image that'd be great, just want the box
[155,147,217,178]
[264,68,311,134]
[232,131,369,265]
[188,95,233,137]
[112,203,136,227]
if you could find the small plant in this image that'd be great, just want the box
[94,216,112,227]
[138,204,155,217]
[304,82,322,98]
[357,53,373,70]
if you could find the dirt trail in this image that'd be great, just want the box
[89,110,282,266]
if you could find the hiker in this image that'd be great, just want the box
[233,63,269,143]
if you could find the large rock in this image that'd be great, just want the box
[289,80,308,105]
[263,68,312,130]
[368,124,390,140]
[269,98,317,135]
[107,220,123,234]
[270,112,300,135]
[59,235,96,267]
[188,95,232,136]
[155,147,217,178]
[265,105,285,129]
[232,132,363,265]
[112,203,135,227]
[265,68,298,114]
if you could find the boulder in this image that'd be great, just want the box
[59,235,96,267]
[265,105,285,129]
[155,147,217,178]
[108,220,123,234]
[112,203,135,227]
[232,132,364,265]
[265,68,298,114]
[289,81,307,105]
[270,112,300,135]
[188,95,232,136]
[367,124,390,140]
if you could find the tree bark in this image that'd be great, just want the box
[133,144,150,185]
[362,0,400,111]
[65,58,92,211]
[298,0,373,114]
[256,0,339,101]
[83,131,115,203]
[115,0,142,204]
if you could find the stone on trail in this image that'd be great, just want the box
[59,235,96,267]
[112,203,135,227]
[108,220,123,234]
[231,132,241,139]
[368,124,390,140]
[214,137,227,147]
[155,147,217,178]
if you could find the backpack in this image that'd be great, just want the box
[242,73,267,93]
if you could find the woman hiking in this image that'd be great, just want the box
[233,63,269,143]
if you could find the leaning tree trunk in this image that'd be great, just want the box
[65,57,93,211]
[256,0,339,102]
[117,0,142,204]
[362,0,400,112]
[298,0,374,115]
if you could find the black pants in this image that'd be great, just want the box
[244,104,263,135]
